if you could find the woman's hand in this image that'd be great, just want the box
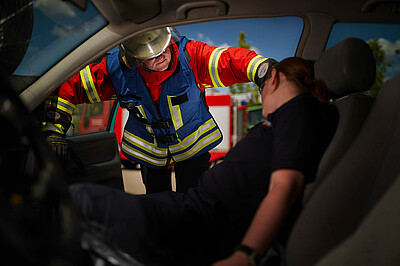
[212,251,250,266]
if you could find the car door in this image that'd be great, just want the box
[64,99,124,189]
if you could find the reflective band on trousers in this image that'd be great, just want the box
[80,65,101,103]
[208,47,226,87]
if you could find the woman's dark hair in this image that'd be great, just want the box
[272,57,328,103]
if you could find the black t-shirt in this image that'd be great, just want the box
[197,93,339,229]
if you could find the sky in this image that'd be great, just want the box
[176,17,303,60]
[176,17,304,93]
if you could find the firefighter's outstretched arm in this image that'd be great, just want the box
[186,40,277,89]
[41,57,116,158]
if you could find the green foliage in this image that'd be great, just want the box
[229,31,261,105]
[366,39,393,98]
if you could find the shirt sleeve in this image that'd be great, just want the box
[186,40,268,89]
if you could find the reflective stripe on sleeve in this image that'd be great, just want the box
[45,96,76,115]
[80,65,101,103]
[247,56,268,82]
[42,122,64,134]
[208,48,226,87]
[56,97,76,115]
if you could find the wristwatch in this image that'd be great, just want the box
[235,244,260,266]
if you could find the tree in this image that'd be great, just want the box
[366,39,393,98]
[229,32,260,105]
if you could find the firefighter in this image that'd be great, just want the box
[43,27,277,194]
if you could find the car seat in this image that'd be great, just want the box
[286,64,400,265]
[311,37,376,195]
[260,37,376,266]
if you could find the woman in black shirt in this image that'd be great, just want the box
[70,57,339,266]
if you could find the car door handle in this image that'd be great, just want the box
[176,0,228,20]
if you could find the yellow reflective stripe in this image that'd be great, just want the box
[123,130,167,157]
[169,118,217,153]
[80,66,101,103]
[42,122,64,134]
[121,142,167,166]
[56,97,76,115]
[173,130,222,162]
[137,105,154,135]
[208,48,226,87]
[247,56,267,82]
[175,105,183,129]
[122,56,128,67]
[167,96,183,131]
[45,96,75,115]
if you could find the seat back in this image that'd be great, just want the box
[286,73,400,265]
[303,38,376,202]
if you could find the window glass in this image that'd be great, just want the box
[176,17,303,132]
[69,17,303,137]
[327,23,400,97]
[67,100,116,136]
[6,0,107,94]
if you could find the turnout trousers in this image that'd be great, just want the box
[140,152,211,194]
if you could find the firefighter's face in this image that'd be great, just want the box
[142,47,172,71]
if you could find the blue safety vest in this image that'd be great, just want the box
[107,37,222,168]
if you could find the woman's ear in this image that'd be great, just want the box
[270,69,279,90]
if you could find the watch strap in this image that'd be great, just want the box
[235,244,260,266]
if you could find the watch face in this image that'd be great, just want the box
[257,62,269,78]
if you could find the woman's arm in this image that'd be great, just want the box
[213,169,304,266]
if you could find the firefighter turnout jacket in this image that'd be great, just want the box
[43,36,270,168]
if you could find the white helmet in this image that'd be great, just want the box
[121,27,172,60]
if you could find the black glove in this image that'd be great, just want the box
[254,58,278,88]
[45,132,69,159]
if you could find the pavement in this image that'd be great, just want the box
[122,168,176,195]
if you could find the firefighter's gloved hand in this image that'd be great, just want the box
[45,132,69,159]
[254,58,279,88]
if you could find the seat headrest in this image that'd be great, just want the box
[314,38,376,99]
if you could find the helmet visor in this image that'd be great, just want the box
[124,27,172,60]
